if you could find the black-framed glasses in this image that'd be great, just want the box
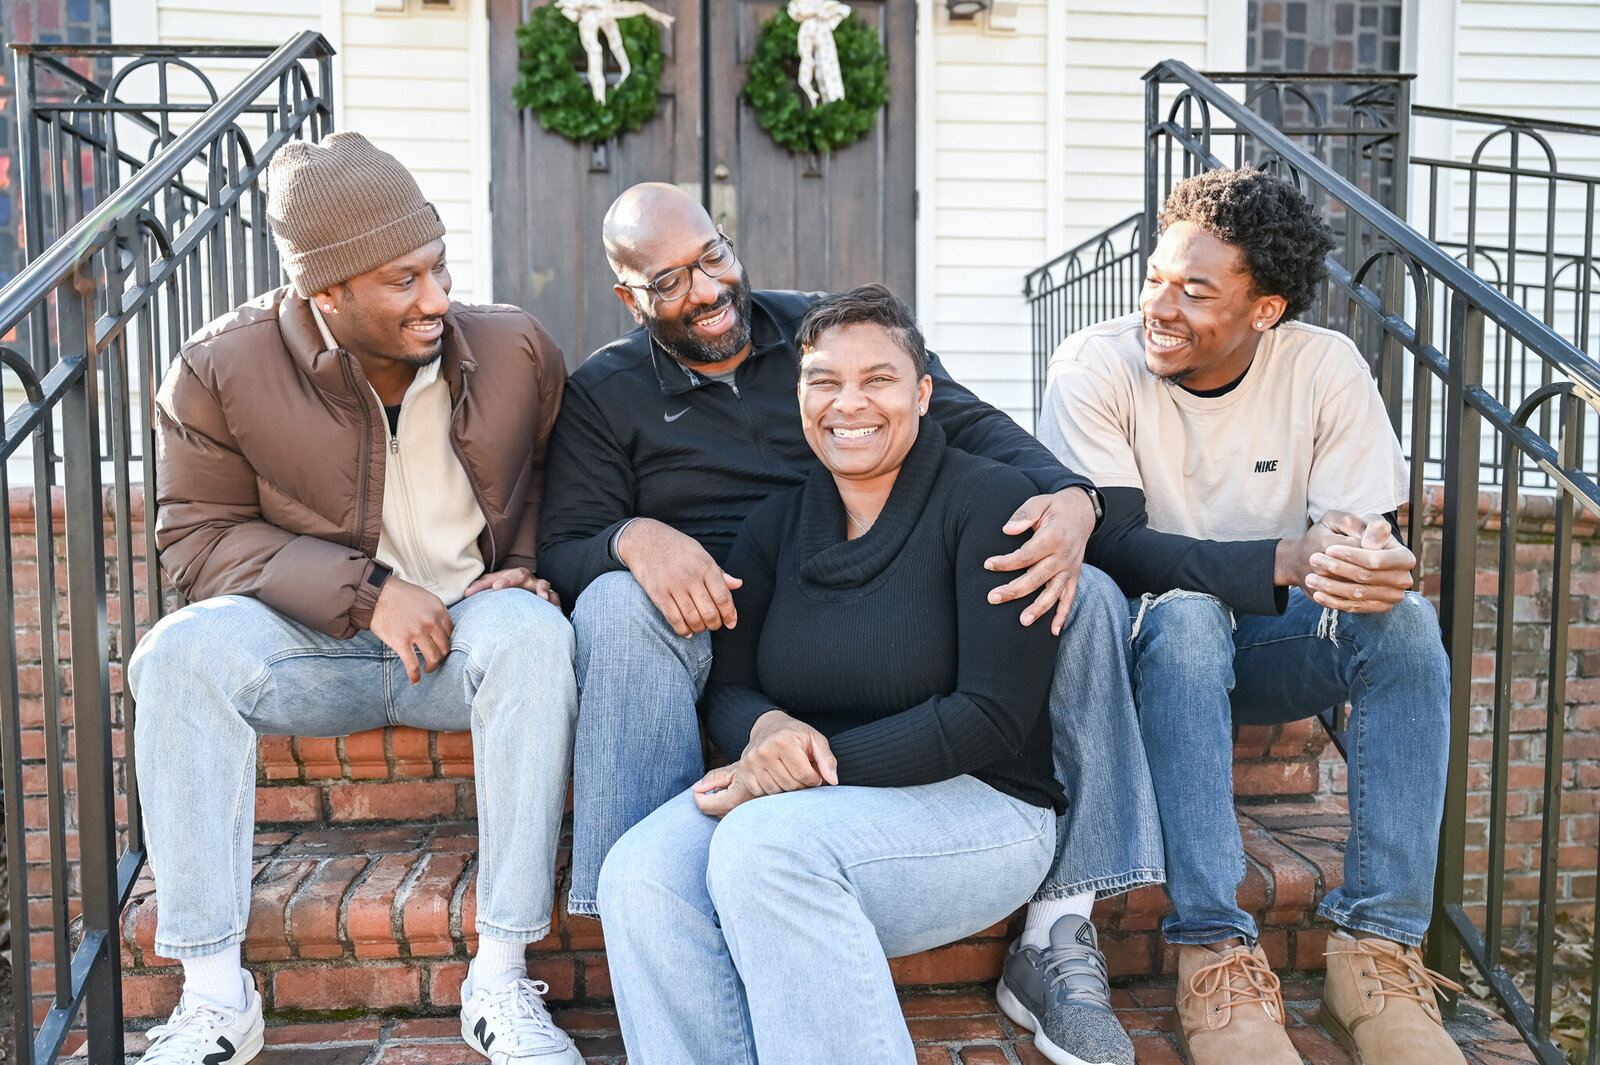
[629,236,737,302]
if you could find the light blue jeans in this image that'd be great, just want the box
[568,566,1165,917]
[127,591,578,958]
[1128,588,1451,947]
[597,780,1056,1065]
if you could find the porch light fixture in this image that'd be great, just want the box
[945,0,989,20]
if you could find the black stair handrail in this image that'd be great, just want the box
[2,32,334,334]
[1143,60,1593,1065]
[0,31,333,1065]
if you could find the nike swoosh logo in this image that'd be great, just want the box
[664,408,690,422]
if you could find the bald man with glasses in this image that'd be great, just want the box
[536,182,1164,1065]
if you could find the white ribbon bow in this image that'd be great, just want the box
[556,0,676,104]
[788,0,850,107]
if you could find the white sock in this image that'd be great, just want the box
[181,946,248,1011]
[1021,892,1097,950]
[468,936,529,995]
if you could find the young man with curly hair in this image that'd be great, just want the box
[1034,168,1463,1065]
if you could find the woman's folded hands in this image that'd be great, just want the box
[692,709,839,818]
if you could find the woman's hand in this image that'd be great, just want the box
[693,763,764,818]
[742,710,839,794]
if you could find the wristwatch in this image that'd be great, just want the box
[367,560,393,593]
[1080,485,1105,530]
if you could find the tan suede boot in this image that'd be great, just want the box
[1319,931,1467,1064]
[1174,943,1301,1065]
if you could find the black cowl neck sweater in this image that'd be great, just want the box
[704,420,1066,812]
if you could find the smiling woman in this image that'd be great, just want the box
[595,284,1067,1065]
[796,295,932,533]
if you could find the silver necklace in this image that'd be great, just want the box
[844,507,873,535]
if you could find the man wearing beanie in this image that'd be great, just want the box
[127,132,583,1065]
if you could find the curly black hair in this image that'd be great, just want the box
[1159,168,1336,325]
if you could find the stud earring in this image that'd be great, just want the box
[918,406,927,415]
[323,305,336,314]
[1254,320,1265,330]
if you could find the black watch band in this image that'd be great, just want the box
[1081,485,1106,529]
[367,560,393,592]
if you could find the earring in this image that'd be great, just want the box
[323,305,336,314]
[918,406,927,415]
[1254,320,1265,330]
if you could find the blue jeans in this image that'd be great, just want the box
[568,566,1164,917]
[597,781,1056,1065]
[127,591,577,958]
[1128,588,1450,947]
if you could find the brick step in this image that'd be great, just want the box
[120,798,1352,1023]
[109,979,1535,1065]
[249,718,1333,828]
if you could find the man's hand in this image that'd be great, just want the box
[741,709,838,795]
[618,518,742,637]
[1305,511,1414,613]
[369,577,454,684]
[1276,511,1413,614]
[984,487,1097,635]
[463,567,560,608]
[692,762,765,818]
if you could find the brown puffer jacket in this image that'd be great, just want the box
[153,286,565,638]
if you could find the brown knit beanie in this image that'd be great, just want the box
[266,132,446,298]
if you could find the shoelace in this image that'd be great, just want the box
[486,978,566,1048]
[1324,941,1464,1006]
[144,997,234,1057]
[1038,941,1113,1008]
[1188,949,1285,1021]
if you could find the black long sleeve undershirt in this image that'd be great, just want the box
[1088,488,1407,617]
[1087,486,1287,616]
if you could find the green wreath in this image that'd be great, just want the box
[743,11,889,155]
[512,3,665,143]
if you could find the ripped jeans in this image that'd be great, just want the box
[1128,587,1450,947]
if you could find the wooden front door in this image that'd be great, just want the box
[488,0,915,368]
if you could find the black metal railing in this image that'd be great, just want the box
[1139,61,1590,1064]
[1410,106,1600,490]
[1022,214,1144,419]
[0,33,333,1063]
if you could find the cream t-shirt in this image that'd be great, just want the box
[1038,313,1408,541]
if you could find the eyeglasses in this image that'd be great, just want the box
[629,237,737,302]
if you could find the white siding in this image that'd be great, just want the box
[113,0,493,304]
[917,1,1053,423]
[1437,0,1600,356]
[1056,2,1215,251]
[917,0,1234,425]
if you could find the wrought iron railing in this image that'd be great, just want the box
[1410,105,1600,489]
[1137,61,1590,1064]
[1022,214,1144,420]
[0,33,333,1063]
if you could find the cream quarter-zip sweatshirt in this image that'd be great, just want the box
[312,303,486,605]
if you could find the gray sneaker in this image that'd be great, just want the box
[996,915,1135,1065]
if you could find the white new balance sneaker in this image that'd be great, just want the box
[461,978,583,1064]
[139,977,264,1064]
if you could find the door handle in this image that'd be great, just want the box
[711,176,737,243]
